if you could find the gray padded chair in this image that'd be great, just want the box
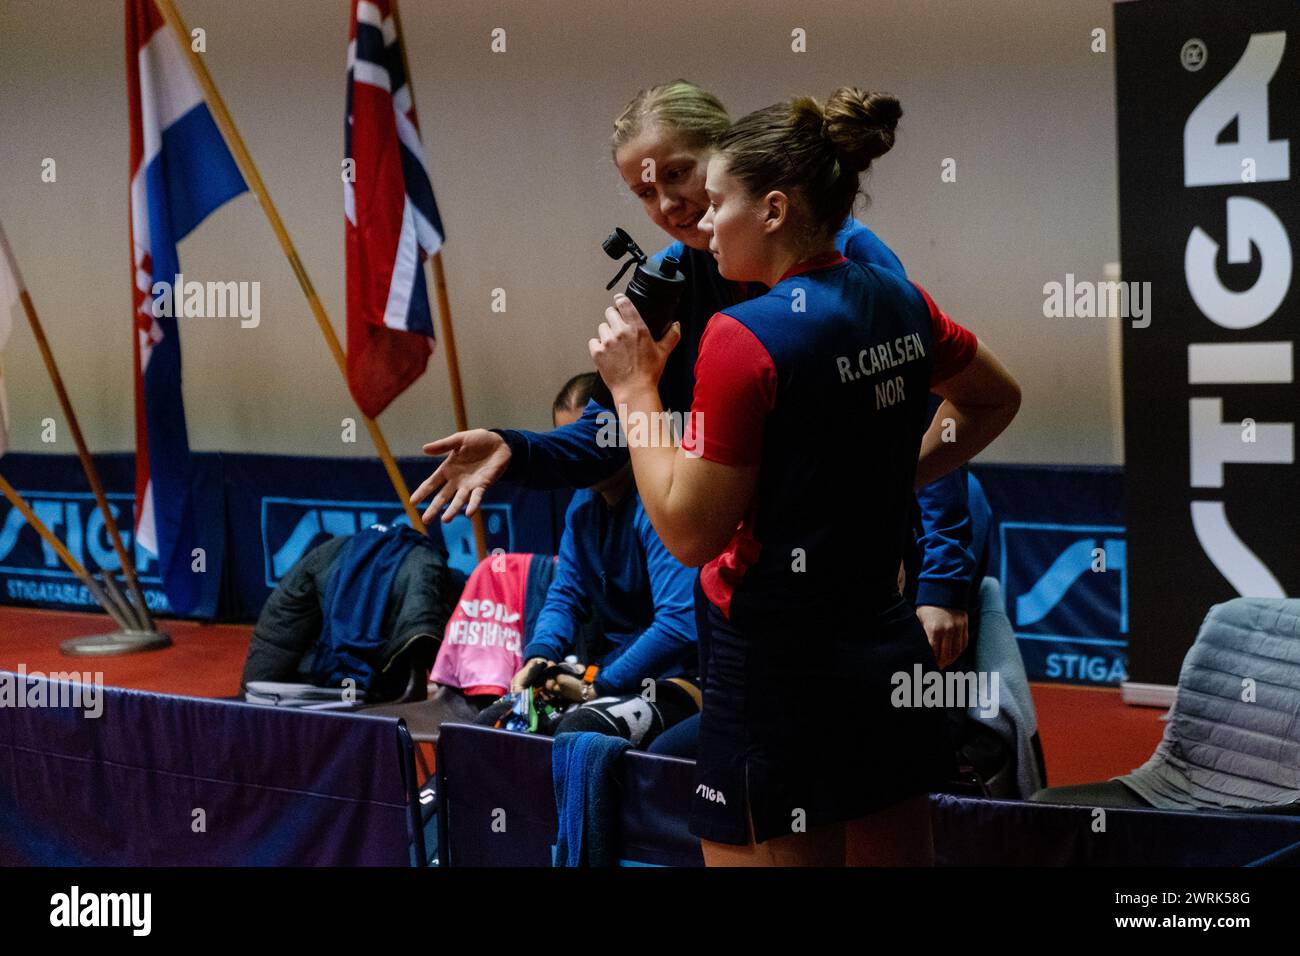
[1033,597,1300,813]
[967,576,1047,799]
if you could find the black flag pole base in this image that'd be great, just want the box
[60,630,173,657]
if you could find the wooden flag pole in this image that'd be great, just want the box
[390,0,487,562]
[428,255,473,434]
[0,473,133,632]
[430,254,487,561]
[0,220,152,631]
[98,569,141,628]
[156,0,427,535]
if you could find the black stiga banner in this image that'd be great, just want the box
[1117,0,1299,685]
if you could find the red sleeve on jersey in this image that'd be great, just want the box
[682,313,776,466]
[912,282,978,385]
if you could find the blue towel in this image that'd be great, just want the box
[314,525,431,693]
[552,731,631,867]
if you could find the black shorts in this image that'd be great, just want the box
[690,583,955,845]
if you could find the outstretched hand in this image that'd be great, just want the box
[409,428,512,523]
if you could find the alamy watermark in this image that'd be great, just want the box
[1042,272,1150,328]
[151,273,260,328]
[890,664,1000,718]
[50,886,150,936]
[595,407,703,457]
[0,665,104,718]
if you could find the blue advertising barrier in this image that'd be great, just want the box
[436,722,704,867]
[932,794,1300,867]
[0,452,225,619]
[971,464,1127,686]
[0,452,571,622]
[4,676,1292,868]
[0,453,1125,686]
[437,724,1300,867]
[0,672,423,866]
[220,453,570,620]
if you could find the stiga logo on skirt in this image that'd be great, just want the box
[696,784,727,804]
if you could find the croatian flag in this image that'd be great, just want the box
[127,0,245,614]
[345,0,445,419]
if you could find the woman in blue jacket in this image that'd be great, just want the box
[410,81,979,671]
[589,87,1021,865]
[410,81,900,499]
[503,374,701,750]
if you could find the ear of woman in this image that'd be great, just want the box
[761,191,789,233]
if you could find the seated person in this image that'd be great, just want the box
[906,464,1012,789]
[508,372,700,749]
[902,395,994,671]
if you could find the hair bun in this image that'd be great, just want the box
[789,96,826,138]
[822,88,901,171]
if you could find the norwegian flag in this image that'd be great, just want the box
[345,0,445,419]
[127,0,246,615]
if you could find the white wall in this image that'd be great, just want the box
[0,0,1122,465]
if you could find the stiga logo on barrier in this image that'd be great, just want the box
[1000,523,1128,685]
[0,491,171,611]
[1182,31,1293,595]
[1117,1,1300,685]
[260,497,515,585]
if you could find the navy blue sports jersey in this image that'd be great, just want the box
[685,254,977,621]
[684,253,976,845]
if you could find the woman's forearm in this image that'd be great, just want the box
[495,398,631,489]
[914,397,1020,489]
[612,382,686,542]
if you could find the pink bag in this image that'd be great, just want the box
[430,552,535,697]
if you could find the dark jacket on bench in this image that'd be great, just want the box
[241,529,459,702]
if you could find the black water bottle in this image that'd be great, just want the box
[592,227,687,407]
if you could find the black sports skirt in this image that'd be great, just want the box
[689,578,955,845]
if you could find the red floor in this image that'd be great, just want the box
[1031,682,1166,786]
[0,606,1167,786]
[0,606,251,699]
